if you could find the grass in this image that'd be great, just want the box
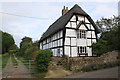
[0,55,2,70]
[2,53,10,68]
[11,55,18,67]
[33,73,46,78]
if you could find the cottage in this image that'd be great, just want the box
[39,4,100,57]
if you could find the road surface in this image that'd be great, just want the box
[2,56,32,78]
[64,67,119,78]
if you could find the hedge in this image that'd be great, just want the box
[35,49,53,73]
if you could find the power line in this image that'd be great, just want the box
[0,12,49,20]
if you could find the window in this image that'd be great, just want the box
[77,46,86,54]
[57,49,60,56]
[77,30,86,39]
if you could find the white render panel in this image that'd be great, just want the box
[66,29,76,37]
[78,16,84,21]
[79,24,87,30]
[71,38,77,46]
[40,43,42,49]
[87,31,91,38]
[77,39,87,46]
[87,39,91,46]
[71,22,76,28]
[85,17,90,23]
[65,38,70,45]
[91,25,95,30]
[86,24,91,30]
[92,39,96,43]
[65,46,70,56]
[71,15,76,21]
[66,22,71,27]
[71,47,77,57]
[92,31,96,38]
[87,47,92,56]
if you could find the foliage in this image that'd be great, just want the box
[8,44,19,51]
[32,40,40,48]
[35,49,53,73]
[93,16,120,55]
[18,36,32,57]
[2,53,10,68]
[2,31,15,54]
[96,16,119,33]
[11,54,18,67]
[9,50,17,55]
[92,39,108,56]
[100,26,119,51]
[24,46,38,60]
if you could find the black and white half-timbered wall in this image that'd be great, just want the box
[39,4,100,57]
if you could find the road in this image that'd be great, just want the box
[64,67,119,78]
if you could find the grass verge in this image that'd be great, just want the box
[11,55,18,67]
[2,53,10,68]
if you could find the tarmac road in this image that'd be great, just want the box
[64,67,119,78]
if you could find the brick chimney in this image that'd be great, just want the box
[62,6,69,15]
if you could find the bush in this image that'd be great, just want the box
[24,46,38,60]
[92,39,108,56]
[35,49,53,73]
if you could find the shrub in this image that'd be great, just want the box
[35,49,53,73]
[92,39,108,56]
[24,46,38,60]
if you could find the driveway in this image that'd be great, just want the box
[2,56,32,78]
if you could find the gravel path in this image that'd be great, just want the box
[2,56,32,78]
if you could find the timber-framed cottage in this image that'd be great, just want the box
[39,4,100,57]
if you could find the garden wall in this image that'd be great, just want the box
[48,51,119,71]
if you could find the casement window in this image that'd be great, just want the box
[77,46,86,54]
[77,30,86,39]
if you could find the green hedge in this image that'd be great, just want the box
[35,49,53,73]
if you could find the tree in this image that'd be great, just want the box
[18,36,32,57]
[8,44,19,51]
[24,46,38,60]
[92,39,108,56]
[96,16,120,33]
[95,16,120,52]
[2,31,15,54]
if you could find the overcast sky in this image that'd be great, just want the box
[0,0,119,47]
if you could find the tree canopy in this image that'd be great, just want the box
[92,16,120,55]
[2,31,15,54]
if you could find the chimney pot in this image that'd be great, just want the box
[62,6,69,15]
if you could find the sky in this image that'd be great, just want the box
[0,0,119,47]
